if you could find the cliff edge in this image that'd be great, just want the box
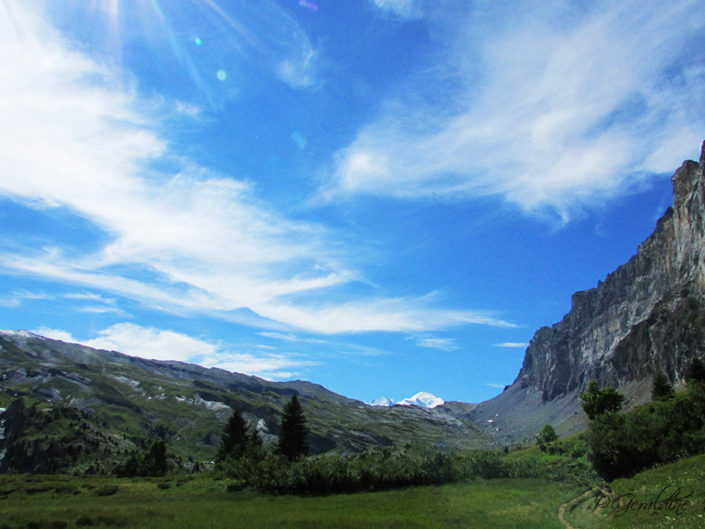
[467,141,705,444]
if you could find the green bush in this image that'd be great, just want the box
[588,383,705,481]
[218,446,588,495]
[94,485,119,497]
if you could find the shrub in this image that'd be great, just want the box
[588,387,705,481]
[580,381,624,420]
[94,485,119,496]
[535,424,558,451]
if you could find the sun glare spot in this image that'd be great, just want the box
[194,37,203,46]
[216,70,228,81]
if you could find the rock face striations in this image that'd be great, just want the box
[469,141,705,443]
[520,141,705,401]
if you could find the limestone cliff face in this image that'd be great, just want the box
[518,141,705,401]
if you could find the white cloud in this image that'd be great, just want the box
[76,306,128,315]
[495,342,528,349]
[31,323,316,380]
[32,327,76,343]
[0,290,48,308]
[414,336,459,351]
[258,296,516,334]
[258,332,303,342]
[82,323,217,362]
[329,0,705,222]
[0,2,512,335]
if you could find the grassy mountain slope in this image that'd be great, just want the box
[0,331,489,473]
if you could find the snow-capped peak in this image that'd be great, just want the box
[397,392,444,409]
[368,392,444,409]
[369,396,395,407]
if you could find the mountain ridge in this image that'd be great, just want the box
[0,329,489,473]
[466,140,705,443]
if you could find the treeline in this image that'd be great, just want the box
[113,441,168,477]
[581,358,705,481]
[214,395,595,494]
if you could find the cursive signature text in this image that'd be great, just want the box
[593,485,694,517]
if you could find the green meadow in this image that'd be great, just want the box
[0,474,581,529]
[2,453,704,529]
[563,453,705,529]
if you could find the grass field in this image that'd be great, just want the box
[2,453,704,529]
[0,475,583,529]
[563,453,705,529]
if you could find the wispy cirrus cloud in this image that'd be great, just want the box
[370,0,425,19]
[413,336,459,352]
[495,342,528,349]
[0,2,508,335]
[328,0,705,222]
[0,290,49,308]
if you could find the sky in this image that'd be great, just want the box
[1,0,704,404]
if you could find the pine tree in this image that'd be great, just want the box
[651,373,674,400]
[278,394,309,461]
[685,357,705,385]
[144,440,168,476]
[217,409,248,462]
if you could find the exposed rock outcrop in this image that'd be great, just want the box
[469,141,705,443]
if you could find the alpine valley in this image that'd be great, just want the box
[2,141,705,474]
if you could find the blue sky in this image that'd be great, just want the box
[1,0,704,404]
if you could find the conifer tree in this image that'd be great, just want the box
[685,357,705,385]
[651,372,674,400]
[278,394,309,461]
[144,440,168,476]
[217,409,248,462]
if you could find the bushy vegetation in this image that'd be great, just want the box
[214,396,576,495]
[113,441,168,477]
[583,362,705,481]
[580,381,624,420]
[217,445,598,495]
[535,424,558,450]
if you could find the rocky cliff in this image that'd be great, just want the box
[468,140,705,443]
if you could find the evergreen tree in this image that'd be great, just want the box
[143,440,168,476]
[685,357,705,385]
[217,409,249,462]
[278,394,309,461]
[246,428,264,461]
[651,373,674,400]
[580,381,624,420]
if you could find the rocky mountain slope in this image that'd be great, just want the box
[0,330,488,473]
[468,141,705,444]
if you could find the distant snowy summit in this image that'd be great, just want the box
[369,396,395,407]
[368,392,444,409]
